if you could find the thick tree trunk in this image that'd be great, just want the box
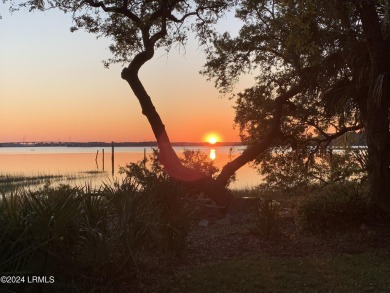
[358,0,390,213]
[121,49,235,208]
[366,115,390,211]
[365,61,390,212]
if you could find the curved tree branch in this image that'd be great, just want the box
[116,2,236,208]
[122,49,235,207]
[83,0,142,23]
[217,84,303,185]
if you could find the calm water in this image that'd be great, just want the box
[0,146,261,189]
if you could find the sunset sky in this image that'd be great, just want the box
[0,7,250,143]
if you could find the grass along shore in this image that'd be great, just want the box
[0,171,108,193]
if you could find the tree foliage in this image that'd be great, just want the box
[119,148,220,188]
[204,0,365,149]
[202,0,389,209]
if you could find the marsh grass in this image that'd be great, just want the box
[0,173,63,184]
[0,171,107,193]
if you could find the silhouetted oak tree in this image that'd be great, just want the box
[203,0,390,213]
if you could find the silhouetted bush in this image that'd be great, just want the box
[0,184,148,292]
[297,183,369,233]
[0,181,191,291]
[255,198,281,239]
[119,149,198,257]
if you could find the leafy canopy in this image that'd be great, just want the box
[201,0,383,186]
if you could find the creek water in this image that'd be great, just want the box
[0,146,262,189]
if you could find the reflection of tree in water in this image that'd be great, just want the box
[228,147,236,162]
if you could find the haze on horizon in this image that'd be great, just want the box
[0,7,250,144]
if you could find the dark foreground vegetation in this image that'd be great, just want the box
[1,151,389,292]
[0,183,191,292]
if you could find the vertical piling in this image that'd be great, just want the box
[95,150,99,169]
[102,148,105,171]
[111,142,115,176]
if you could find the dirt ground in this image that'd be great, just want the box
[137,199,390,292]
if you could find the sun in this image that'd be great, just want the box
[204,133,221,144]
[208,136,217,144]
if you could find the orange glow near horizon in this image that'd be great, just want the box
[204,133,222,144]
[0,11,243,144]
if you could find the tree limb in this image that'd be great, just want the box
[216,84,303,185]
[83,0,142,24]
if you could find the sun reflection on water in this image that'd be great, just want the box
[209,149,216,160]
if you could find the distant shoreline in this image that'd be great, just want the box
[0,142,368,149]
[0,141,244,148]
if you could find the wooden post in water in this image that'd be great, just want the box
[102,149,105,171]
[111,142,115,176]
[95,150,99,169]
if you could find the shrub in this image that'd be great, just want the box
[0,179,189,292]
[257,147,368,192]
[119,150,195,257]
[297,183,369,233]
[148,180,193,257]
[254,198,281,239]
